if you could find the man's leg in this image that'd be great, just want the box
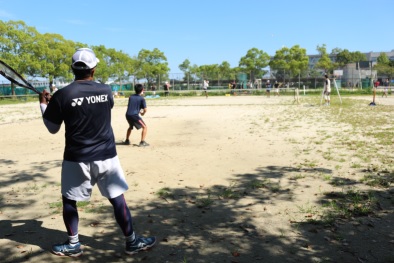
[125,127,132,144]
[109,194,134,238]
[109,194,156,255]
[52,196,82,257]
[141,126,147,142]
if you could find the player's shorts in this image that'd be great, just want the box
[126,115,146,130]
[61,155,128,201]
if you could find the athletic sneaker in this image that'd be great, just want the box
[124,139,130,145]
[139,141,149,147]
[52,241,83,257]
[125,236,156,255]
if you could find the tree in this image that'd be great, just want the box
[218,61,232,85]
[335,49,367,68]
[239,48,270,81]
[315,44,333,73]
[270,45,309,82]
[38,33,76,85]
[93,45,137,86]
[0,20,41,95]
[179,59,191,73]
[351,51,367,63]
[135,48,169,86]
[179,59,191,82]
[198,64,219,82]
[374,53,394,80]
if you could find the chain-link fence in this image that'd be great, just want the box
[1,68,391,97]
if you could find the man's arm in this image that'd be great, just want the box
[39,91,61,134]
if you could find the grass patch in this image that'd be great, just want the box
[297,159,318,169]
[196,194,214,208]
[156,187,173,199]
[360,173,393,188]
[249,179,281,193]
[289,174,306,180]
[322,189,377,220]
[48,201,62,214]
[218,183,241,199]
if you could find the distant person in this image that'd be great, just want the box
[202,79,209,98]
[374,79,380,88]
[151,85,156,96]
[38,48,155,257]
[254,79,259,89]
[247,80,253,89]
[382,79,389,98]
[125,84,149,147]
[265,80,271,97]
[231,80,237,95]
[50,84,58,94]
[164,81,170,97]
[274,81,280,96]
[324,74,331,105]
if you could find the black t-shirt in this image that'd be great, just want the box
[43,80,116,162]
[125,94,146,117]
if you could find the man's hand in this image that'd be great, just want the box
[39,90,51,104]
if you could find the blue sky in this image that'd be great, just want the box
[0,0,393,72]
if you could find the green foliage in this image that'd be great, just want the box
[135,48,169,86]
[0,20,170,88]
[335,49,367,68]
[315,44,333,73]
[374,53,394,80]
[239,48,270,81]
[269,45,309,80]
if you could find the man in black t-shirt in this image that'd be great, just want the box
[39,48,155,257]
[124,84,149,146]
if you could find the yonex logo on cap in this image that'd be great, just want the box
[71,98,84,107]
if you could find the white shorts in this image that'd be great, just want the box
[61,155,129,201]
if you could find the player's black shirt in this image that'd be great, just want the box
[43,80,117,162]
[125,94,146,117]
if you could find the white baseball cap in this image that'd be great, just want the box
[71,48,99,70]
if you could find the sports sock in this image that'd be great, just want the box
[68,234,79,245]
[125,232,136,243]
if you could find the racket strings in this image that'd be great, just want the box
[0,63,28,86]
[0,61,40,94]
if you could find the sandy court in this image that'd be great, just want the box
[0,94,393,262]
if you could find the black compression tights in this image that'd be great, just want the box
[109,194,134,237]
[62,194,133,237]
[62,195,78,236]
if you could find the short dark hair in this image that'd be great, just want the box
[134,84,144,94]
[72,63,93,80]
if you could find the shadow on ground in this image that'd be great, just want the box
[0,161,393,263]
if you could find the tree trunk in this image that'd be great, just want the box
[11,82,16,97]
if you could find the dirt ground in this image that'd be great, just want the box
[0,94,393,263]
